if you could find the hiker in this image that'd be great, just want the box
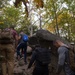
[53,40,75,75]
[27,44,51,75]
[10,26,18,49]
[16,31,28,64]
[0,30,15,75]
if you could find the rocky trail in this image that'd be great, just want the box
[13,53,34,75]
[13,46,34,75]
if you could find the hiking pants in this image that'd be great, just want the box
[33,66,49,75]
[0,44,14,75]
[17,43,27,62]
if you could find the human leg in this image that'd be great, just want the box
[16,43,23,59]
[33,67,42,75]
[23,43,27,63]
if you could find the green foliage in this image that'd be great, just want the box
[3,6,21,27]
[0,0,9,8]
[0,0,75,42]
[43,0,75,42]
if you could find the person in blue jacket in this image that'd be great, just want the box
[16,31,28,64]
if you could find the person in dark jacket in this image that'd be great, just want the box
[27,44,51,75]
[53,40,75,75]
[16,31,28,64]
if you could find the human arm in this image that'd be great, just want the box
[56,47,66,74]
[28,51,36,69]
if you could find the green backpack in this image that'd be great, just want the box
[0,31,13,44]
[65,46,75,71]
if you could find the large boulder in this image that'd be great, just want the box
[28,29,70,47]
[27,46,32,53]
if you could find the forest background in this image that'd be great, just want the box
[0,0,75,43]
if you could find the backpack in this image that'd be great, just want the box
[64,46,75,71]
[35,47,51,65]
[0,31,13,44]
[68,47,75,71]
[23,34,28,42]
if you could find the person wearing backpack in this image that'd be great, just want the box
[0,30,15,75]
[16,31,28,64]
[27,43,51,75]
[10,26,18,49]
[53,40,75,75]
